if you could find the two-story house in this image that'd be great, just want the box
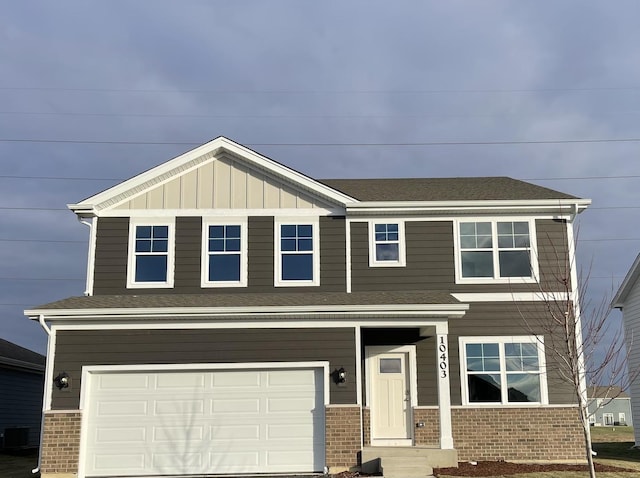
[26,137,590,478]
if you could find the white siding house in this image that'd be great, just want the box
[612,252,640,447]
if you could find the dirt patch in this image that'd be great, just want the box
[433,461,637,476]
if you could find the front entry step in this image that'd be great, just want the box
[380,456,434,478]
[361,446,458,478]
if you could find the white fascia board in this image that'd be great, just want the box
[0,356,45,372]
[345,199,591,216]
[26,303,469,320]
[612,252,640,309]
[453,292,576,302]
[68,137,358,216]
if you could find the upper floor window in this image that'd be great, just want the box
[127,219,175,288]
[456,219,538,283]
[202,219,247,288]
[275,218,319,287]
[460,336,547,405]
[369,221,406,267]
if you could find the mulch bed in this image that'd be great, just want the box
[433,461,638,476]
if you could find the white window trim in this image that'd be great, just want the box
[453,218,540,284]
[459,335,548,406]
[274,217,320,287]
[126,218,175,289]
[603,412,614,426]
[201,217,248,288]
[368,220,406,267]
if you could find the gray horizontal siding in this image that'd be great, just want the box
[351,219,571,294]
[92,216,347,294]
[0,368,44,447]
[52,328,356,410]
[447,301,577,406]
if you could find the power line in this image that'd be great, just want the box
[3,137,640,147]
[0,277,83,281]
[0,238,84,243]
[2,173,640,182]
[2,86,640,94]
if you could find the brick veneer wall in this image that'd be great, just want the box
[414,408,440,446]
[325,405,361,471]
[452,407,585,462]
[362,407,370,446]
[40,411,82,476]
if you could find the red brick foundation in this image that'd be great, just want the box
[362,407,370,446]
[413,407,440,446]
[452,406,585,462]
[325,405,361,471]
[40,410,82,476]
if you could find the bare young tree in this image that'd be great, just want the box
[517,232,636,478]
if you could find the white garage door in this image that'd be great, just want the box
[83,367,325,477]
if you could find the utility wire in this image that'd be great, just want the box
[3,138,640,146]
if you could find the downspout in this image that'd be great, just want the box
[33,315,51,474]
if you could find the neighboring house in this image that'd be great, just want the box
[612,252,640,446]
[25,137,592,478]
[587,386,632,427]
[0,338,45,449]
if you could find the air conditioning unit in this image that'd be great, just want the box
[3,427,29,449]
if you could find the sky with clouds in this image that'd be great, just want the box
[1,0,639,356]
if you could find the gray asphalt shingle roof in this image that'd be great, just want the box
[319,177,579,202]
[29,290,460,311]
[0,338,45,367]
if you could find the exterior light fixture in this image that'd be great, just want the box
[54,372,70,390]
[333,367,346,384]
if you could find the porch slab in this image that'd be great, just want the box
[361,446,458,473]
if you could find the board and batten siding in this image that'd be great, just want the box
[621,279,640,444]
[51,328,356,410]
[447,301,577,406]
[92,215,347,294]
[0,368,44,447]
[350,219,570,294]
[113,153,331,211]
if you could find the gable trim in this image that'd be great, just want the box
[68,137,358,216]
[612,252,640,308]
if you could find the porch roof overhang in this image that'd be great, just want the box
[25,291,468,322]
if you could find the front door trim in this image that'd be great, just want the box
[365,345,417,446]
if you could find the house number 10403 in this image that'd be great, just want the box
[438,336,448,378]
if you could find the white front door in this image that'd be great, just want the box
[368,349,413,445]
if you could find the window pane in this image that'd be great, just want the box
[476,222,492,235]
[209,239,224,252]
[281,225,297,238]
[209,225,224,238]
[466,343,499,371]
[376,243,399,261]
[461,251,494,277]
[468,374,501,402]
[513,222,529,234]
[298,224,313,237]
[209,254,240,282]
[477,235,493,248]
[135,239,152,253]
[507,374,541,402]
[514,235,530,248]
[497,222,513,234]
[153,226,168,239]
[298,238,313,251]
[498,235,514,248]
[459,223,476,235]
[460,236,477,249]
[281,238,297,251]
[226,225,241,238]
[375,232,387,241]
[135,255,167,282]
[226,238,241,252]
[380,358,402,373]
[388,232,399,241]
[136,226,152,239]
[282,254,313,280]
[499,250,531,277]
[153,239,168,253]
[375,224,386,233]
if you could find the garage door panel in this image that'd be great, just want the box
[212,397,260,413]
[97,400,148,416]
[84,367,325,477]
[154,399,205,415]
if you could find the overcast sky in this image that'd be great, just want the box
[1,0,639,356]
